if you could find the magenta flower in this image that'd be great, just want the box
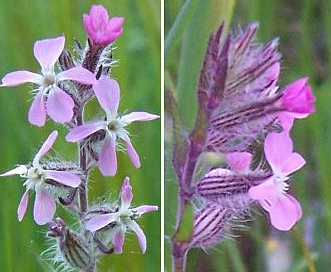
[281,77,315,118]
[83,5,124,46]
[0,131,81,225]
[248,131,305,231]
[66,76,159,176]
[84,177,158,254]
[1,36,96,126]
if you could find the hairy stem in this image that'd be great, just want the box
[76,108,88,214]
[87,261,96,272]
[76,105,95,272]
[79,143,88,213]
[181,140,201,192]
[172,242,188,272]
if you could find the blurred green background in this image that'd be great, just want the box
[0,0,160,271]
[165,0,331,271]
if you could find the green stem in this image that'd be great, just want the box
[293,226,316,272]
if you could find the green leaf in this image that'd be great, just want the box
[166,88,188,179]
[177,0,236,128]
[165,0,200,64]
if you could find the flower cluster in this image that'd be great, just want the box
[0,4,158,270]
[196,23,314,233]
[169,22,315,260]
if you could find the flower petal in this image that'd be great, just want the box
[93,77,120,116]
[34,36,65,68]
[85,213,118,231]
[98,134,117,176]
[122,134,141,168]
[205,168,233,177]
[121,112,159,124]
[277,113,294,132]
[226,152,252,172]
[28,89,47,126]
[33,130,58,165]
[120,177,133,211]
[281,77,315,117]
[269,193,302,231]
[286,194,302,220]
[112,227,125,254]
[249,180,277,211]
[33,189,56,225]
[264,131,293,171]
[127,220,147,253]
[44,170,81,187]
[58,66,96,85]
[66,121,105,142]
[1,70,43,86]
[134,205,158,215]
[0,165,27,177]
[83,5,124,46]
[17,190,29,221]
[106,17,124,34]
[46,86,74,123]
[280,152,306,176]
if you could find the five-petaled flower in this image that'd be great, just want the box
[66,76,159,176]
[0,36,96,126]
[84,177,158,254]
[0,131,81,225]
[248,131,305,231]
[83,5,124,46]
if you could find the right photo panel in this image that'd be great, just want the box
[165,1,329,271]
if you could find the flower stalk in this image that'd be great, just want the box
[0,4,158,271]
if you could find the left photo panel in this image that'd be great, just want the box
[0,1,161,271]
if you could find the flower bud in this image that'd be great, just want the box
[189,204,232,249]
[83,5,124,46]
[47,218,94,270]
[281,77,315,118]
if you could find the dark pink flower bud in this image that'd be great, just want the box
[83,5,124,46]
[281,77,315,118]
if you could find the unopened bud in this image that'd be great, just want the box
[189,204,232,249]
[47,218,94,270]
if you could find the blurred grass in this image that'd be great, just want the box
[165,0,331,271]
[0,1,160,271]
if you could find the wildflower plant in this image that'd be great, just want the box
[0,5,158,271]
[166,22,315,271]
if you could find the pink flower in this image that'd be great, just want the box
[84,177,158,254]
[248,131,305,231]
[281,77,315,118]
[1,37,96,126]
[66,77,159,176]
[83,5,124,46]
[226,152,252,172]
[0,131,81,225]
